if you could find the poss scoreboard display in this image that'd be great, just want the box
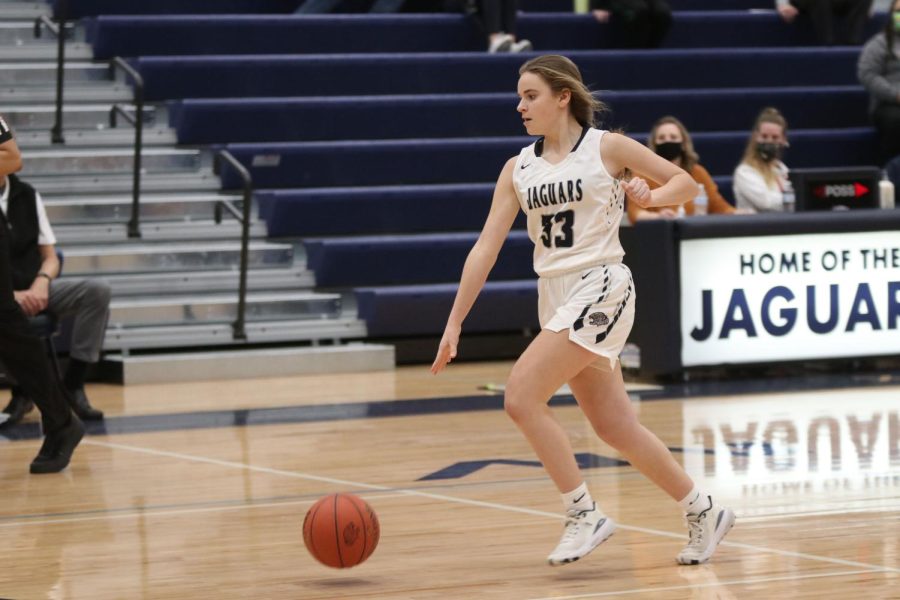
[790,167,881,212]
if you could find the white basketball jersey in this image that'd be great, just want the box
[512,127,625,277]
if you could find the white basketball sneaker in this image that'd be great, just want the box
[547,503,616,566]
[676,498,736,565]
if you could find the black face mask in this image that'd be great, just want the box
[655,142,683,161]
[756,142,784,162]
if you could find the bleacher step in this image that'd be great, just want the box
[100,266,314,297]
[0,61,110,84]
[0,22,82,45]
[44,192,248,223]
[2,83,132,104]
[4,103,156,130]
[0,42,91,61]
[54,219,268,244]
[15,127,177,149]
[0,3,49,21]
[19,146,201,175]
[24,170,220,194]
[102,316,368,352]
[104,343,394,385]
[109,291,341,327]
[62,241,294,275]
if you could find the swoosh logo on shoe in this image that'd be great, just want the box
[581,271,592,280]
[593,518,607,534]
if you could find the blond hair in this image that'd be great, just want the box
[647,115,700,171]
[519,55,607,128]
[741,107,788,187]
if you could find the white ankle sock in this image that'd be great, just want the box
[561,482,595,513]
[678,485,712,514]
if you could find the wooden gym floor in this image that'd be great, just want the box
[1,361,898,599]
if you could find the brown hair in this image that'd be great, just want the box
[741,107,788,187]
[519,55,607,128]
[647,115,700,171]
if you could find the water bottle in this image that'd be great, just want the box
[693,183,708,216]
[782,179,796,213]
[879,176,895,209]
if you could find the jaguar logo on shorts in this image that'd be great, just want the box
[588,312,609,327]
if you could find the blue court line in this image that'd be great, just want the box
[1,367,898,443]
[0,393,544,442]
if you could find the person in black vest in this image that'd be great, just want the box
[0,115,83,474]
[0,173,109,425]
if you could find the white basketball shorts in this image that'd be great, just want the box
[538,262,635,372]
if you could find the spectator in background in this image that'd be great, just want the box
[629,116,744,222]
[591,0,672,49]
[0,171,109,425]
[475,0,532,53]
[857,0,900,164]
[776,0,874,45]
[294,0,404,13]
[0,114,83,473]
[733,107,792,213]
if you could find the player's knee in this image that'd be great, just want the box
[86,279,112,307]
[503,377,532,423]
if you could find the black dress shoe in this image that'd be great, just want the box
[30,416,85,474]
[67,388,104,421]
[1,395,35,427]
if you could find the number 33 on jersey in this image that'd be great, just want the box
[513,128,626,278]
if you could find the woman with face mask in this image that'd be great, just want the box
[628,116,739,222]
[732,107,791,213]
[857,0,900,165]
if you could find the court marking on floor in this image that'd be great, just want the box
[80,439,900,579]
[3,370,900,442]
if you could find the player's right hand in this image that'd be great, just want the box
[623,176,652,208]
[431,324,460,374]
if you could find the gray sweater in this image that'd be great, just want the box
[858,32,900,114]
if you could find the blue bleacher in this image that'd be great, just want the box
[86,15,485,58]
[355,281,539,337]
[255,183,522,237]
[132,48,861,101]
[305,231,535,287]
[85,13,885,59]
[169,86,868,144]
[60,0,887,341]
[257,179,732,238]
[219,130,876,190]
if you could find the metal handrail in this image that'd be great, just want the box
[33,14,59,36]
[213,150,253,341]
[34,1,67,144]
[109,57,144,239]
[109,104,137,128]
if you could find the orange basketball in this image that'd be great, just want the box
[303,493,380,568]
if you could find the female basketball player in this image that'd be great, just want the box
[431,55,734,566]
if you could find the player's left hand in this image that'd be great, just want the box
[624,177,653,208]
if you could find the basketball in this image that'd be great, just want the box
[303,493,380,568]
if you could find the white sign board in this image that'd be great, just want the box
[680,231,900,366]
